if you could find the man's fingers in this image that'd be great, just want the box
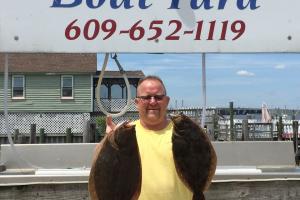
[106,115,112,126]
[106,115,116,134]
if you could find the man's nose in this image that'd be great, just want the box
[149,97,158,104]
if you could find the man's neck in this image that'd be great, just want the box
[140,119,170,131]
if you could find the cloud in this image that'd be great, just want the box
[274,64,286,69]
[236,70,255,77]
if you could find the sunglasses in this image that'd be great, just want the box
[136,94,166,102]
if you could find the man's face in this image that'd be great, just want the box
[135,79,169,127]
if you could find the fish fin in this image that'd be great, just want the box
[193,192,205,200]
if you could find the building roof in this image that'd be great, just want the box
[0,53,96,73]
[95,70,145,78]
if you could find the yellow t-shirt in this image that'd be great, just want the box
[134,120,193,200]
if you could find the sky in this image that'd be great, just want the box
[97,53,300,110]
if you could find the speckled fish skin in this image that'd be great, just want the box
[88,123,141,200]
[171,114,217,200]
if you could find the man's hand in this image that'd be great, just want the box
[106,115,116,134]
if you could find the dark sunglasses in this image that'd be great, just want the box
[136,94,166,101]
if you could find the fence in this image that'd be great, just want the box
[234,122,274,141]
[0,112,90,144]
[0,112,89,134]
[0,107,210,144]
[1,107,299,144]
[217,120,300,141]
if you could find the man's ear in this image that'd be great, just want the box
[165,96,170,105]
[134,98,139,105]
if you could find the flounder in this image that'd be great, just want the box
[88,122,141,200]
[171,114,217,200]
[89,114,216,200]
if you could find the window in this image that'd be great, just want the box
[130,84,136,99]
[12,75,25,99]
[61,75,73,99]
[111,84,122,99]
[100,84,108,99]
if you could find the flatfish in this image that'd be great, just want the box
[172,114,217,200]
[88,122,141,200]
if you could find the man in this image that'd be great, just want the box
[106,75,193,199]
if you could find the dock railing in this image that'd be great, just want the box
[234,121,274,141]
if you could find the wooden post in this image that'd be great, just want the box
[0,164,6,172]
[82,120,90,143]
[293,121,299,165]
[271,123,275,141]
[66,128,73,143]
[229,101,235,141]
[277,116,284,140]
[14,129,20,143]
[212,113,218,141]
[18,134,27,144]
[252,124,256,140]
[242,119,249,141]
[90,123,96,143]
[0,142,6,171]
[225,124,229,141]
[30,124,37,144]
[39,128,46,144]
[14,130,25,144]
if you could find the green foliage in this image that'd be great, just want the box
[212,114,219,140]
[96,116,106,138]
[277,116,284,140]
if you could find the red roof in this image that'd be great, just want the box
[0,53,96,73]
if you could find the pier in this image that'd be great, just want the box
[1,141,300,199]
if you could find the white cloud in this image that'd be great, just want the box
[274,64,286,69]
[236,70,255,77]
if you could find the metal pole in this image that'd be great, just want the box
[201,53,206,128]
[293,121,299,165]
[230,101,234,140]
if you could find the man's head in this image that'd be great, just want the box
[135,76,170,130]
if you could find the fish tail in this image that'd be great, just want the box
[192,192,205,200]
